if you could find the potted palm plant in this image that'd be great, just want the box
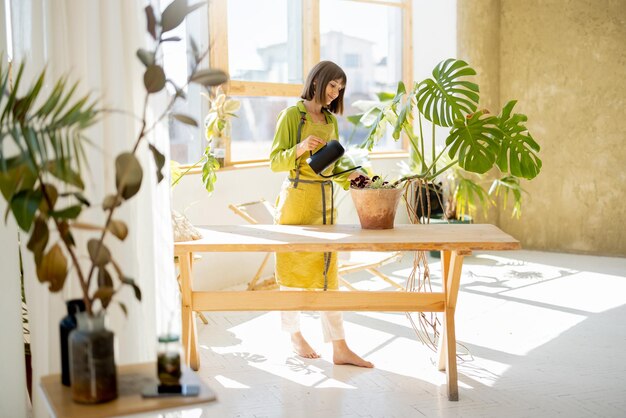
[0,0,227,404]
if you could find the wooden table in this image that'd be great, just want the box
[174,224,520,401]
[39,362,216,417]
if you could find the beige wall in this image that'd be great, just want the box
[458,0,626,256]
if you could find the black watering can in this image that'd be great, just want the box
[306,141,361,178]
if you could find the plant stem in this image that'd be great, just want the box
[428,159,458,181]
[417,111,427,173]
[86,93,150,294]
[431,122,436,173]
[171,155,206,187]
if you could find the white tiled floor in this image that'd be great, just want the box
[173,251,626,418]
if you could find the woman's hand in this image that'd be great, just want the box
[296,135,326,157]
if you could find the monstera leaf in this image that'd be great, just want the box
[416,59,479,127]
[495,100,542,180]
[446,110,501,174]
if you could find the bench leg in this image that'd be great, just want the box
[180,251,200,370]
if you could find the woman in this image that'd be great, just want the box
[269,61,373,368]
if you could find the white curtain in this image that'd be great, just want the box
[6,1,177,416]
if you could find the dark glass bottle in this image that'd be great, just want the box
[60,299,85,386]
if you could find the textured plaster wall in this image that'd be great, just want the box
[458,0,626,255]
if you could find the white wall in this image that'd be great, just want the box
[172,157,408,290]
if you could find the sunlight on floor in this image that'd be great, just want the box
[191,250,626,417]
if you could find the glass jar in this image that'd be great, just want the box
[157,334,182,386]
[69,312,117,403]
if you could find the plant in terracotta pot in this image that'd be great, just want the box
[0,0,227,404]
[350,58,541,223]
[349,174,404,229]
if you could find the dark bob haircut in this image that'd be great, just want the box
[301,61,347,114]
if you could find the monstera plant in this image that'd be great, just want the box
[349,58,542,351]
[351,58,541,221]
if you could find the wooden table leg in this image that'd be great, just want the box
[179,251,200,370]
[438,250,452,371]
[441,250,466,401]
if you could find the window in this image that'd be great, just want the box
[166,0,412,167]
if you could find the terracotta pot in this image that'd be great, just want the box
[350,187,403,229]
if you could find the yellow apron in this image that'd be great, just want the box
[274,112,338,290]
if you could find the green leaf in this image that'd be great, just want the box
[107,219,128,241]
[117,301,128,317]
[145,5,157,39]
[376,91,396,101]
[87,239,111,266]
[416,58,479,127]
[0,157,38,202]
[115,152,143,200]
[102,194,122,210]
[446,110,501,174]
[144,65,166,93]
[346,114,363,126]
[148,143,166,183]
[455,178,492,219]
[495,100,542,180]
[136,48,155,67]
[38,184,59,214]
[27,217,49,264]
[161,0,204,33]
[97,268,113,288]
[49,205,82,220]
[47,161,85,189]
[190,68,228,88]
[57,220,75,247]
[36,243,67,292]
[201,149,220,194]
[60,191,90,207]
[489,175,525,219]
[172,113,198,127]
[98,267,114,288]
[161,36,182,42]
[10,189,43,231]
[121,277,142,301]
[93,286,115,310]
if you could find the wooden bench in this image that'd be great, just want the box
[174,223,520,401]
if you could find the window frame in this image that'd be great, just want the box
[205,0,413,167]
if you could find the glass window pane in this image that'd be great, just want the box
[320,0,403,151]
[161,0,207,166]
[231,96,299,162]
[227,0,302,84]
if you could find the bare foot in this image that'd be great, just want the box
[332,340,374,368]
[291,332,320,359]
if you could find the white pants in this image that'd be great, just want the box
[280,285,345,342]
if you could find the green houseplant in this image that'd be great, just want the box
[0,0,227,403]
[349,58,542,350]
[350,58,541,222]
